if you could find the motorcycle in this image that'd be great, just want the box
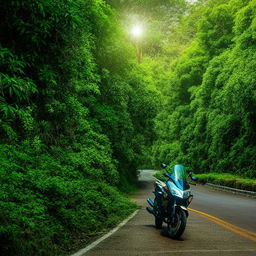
[146,164,198,239]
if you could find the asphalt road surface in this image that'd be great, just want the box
[84,170,256,256]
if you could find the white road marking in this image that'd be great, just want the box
[70,210,139,256]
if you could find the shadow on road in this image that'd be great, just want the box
[143,223,185,242]
[161,228,185,241]
[143,224,156,228]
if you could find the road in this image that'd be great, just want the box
[84,170,256,256]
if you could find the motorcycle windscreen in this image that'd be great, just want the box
[172,164,187,181]
[170,164,190,190]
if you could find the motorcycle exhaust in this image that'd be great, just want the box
[146,207,156,216]
[147,198,154,208]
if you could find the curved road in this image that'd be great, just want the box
[83,170,256,256]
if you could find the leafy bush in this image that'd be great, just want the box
[195,173,256,192]
[0,144,136,256]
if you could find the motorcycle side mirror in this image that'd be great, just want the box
[161,163,167,169]
[191,176,199,182]
[188,172,198,181]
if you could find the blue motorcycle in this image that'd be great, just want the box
[146,164,198,239]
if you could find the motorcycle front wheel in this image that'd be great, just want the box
[167,209,187,239]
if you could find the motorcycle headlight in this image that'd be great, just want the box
[171,187,191,199]
[170,186,183,198]
[168,182,191,199]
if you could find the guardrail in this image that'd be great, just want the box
[205,183,256,198]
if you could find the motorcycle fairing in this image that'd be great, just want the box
[170,178,190,190]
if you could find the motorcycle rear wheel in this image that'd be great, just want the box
[153,197,163,229]
[167,209,187,239]
[155,216,163,229]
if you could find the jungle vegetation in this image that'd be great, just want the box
[152,0,256,180]
[0,0,255,255]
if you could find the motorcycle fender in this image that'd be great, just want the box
[177,205,189,217]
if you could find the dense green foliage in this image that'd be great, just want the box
[152,0,256,179]
[195,173,256,192]
[0,0,160,255]
[1,0,256,254]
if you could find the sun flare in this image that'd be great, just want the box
[131,24,143,38]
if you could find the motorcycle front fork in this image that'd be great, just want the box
[160,199,176,224]
[168,200,176,224]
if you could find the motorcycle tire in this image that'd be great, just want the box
[153,197,163,229]
[167,209,187,239]
[155,216,163,229]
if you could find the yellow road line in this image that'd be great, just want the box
[188,208,256,242]
[189,208,256,236]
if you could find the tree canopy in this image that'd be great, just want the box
[152,0,256,179]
